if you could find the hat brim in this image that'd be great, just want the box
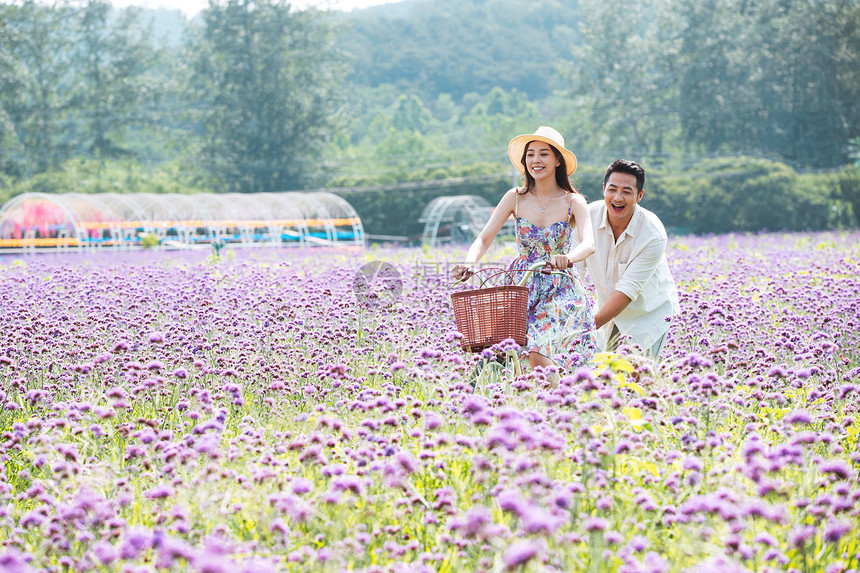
[508,134,577,176]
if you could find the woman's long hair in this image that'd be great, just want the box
[517,141,579,196]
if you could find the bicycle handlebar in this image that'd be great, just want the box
[515,261,572,286]
[452,260,573,288]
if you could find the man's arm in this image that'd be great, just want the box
[594,236,665,328]
[594,290,632,329]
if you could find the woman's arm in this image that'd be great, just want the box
[550,193,594,269]
[568,194,595,263]
[452,189,518,279]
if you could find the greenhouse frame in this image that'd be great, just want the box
[0,191,365,251]
[419,195,514,247]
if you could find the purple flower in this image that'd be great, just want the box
[784,409,812,425]
[628,534,649,552]
[395,451,418,474]
[290,478,313,495]
[683,456,703,472]
[146,360,164,371]
[837,383,857,399]
[331,475,363,495]
[425,412,443,430]
[789,525,816,548]
[502,539,544,571]
[92,540,116,565]
[521,506,563,534]
[497,490,529,517]
[0,550,34,573]
[820,460,852,480]
[642,551,670,573]
[111,341,129,352]
[767,366,788,378]
[120,527,153,559]
[458,505,492,538]
[823,520,852,543]
[583,517,609,532]
[604,530,624,545]
[144,484,173,499]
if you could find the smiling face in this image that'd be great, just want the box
[524,141,560,182]
[603,171,644,232]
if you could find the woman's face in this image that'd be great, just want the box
[524,141,560,182]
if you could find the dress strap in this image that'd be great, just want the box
[515,190,520,248]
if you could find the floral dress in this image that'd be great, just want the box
[506,194,597,370]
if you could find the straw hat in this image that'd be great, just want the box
[507,126,577,176]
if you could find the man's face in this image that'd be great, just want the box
[603,172,643,227]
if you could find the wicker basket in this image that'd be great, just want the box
[451,282,529,353]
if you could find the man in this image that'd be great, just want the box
[576,159,679,360]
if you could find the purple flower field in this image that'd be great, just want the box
[0,231,858,573]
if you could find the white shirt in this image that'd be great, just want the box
[575,201,679,351]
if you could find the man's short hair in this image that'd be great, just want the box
[604,159,646,192]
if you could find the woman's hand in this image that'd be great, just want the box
[550,255,572,270]
[452,264,474,280]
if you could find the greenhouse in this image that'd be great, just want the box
[419,195,514,247]
[0,191,365,251]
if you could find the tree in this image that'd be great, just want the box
[0,1,76,175]
[188,0,349,193]
[392,94,432,134]
[461,87,539,153]
[72,0,165,157]
[558,0,678,160]
[667,0,860,168]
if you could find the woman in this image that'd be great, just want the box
[452,126,597,372]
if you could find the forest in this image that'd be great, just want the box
[1,0,859,237]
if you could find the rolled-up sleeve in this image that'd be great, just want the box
[614,237,665,302]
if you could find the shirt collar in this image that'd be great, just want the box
[598,204,610,232]
[598,203,641,237]
[624,205,643,237]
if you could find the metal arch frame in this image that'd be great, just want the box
[168,194,214,220]
[130,193,186,238]
[64,193,124,250]
[262,192,311,247]
[163,194,213,244]
[98,193,151,248]
[419,196,457,247]
[201,193,262,244]
[218,193,276,245]
[420,195,492,248]
[0,192,88,248]
[309,191,366,246]
[236,193,286,244]
[291,192,336,243]
[198,193,236,243]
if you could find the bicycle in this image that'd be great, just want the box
[451,260,574,390]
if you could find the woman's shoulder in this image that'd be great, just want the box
[500,187,525,202]
[494,188,520,210]
[568,192,588,207]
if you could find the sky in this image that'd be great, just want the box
[111,0,392,18]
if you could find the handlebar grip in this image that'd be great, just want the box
[567,260,574,268]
